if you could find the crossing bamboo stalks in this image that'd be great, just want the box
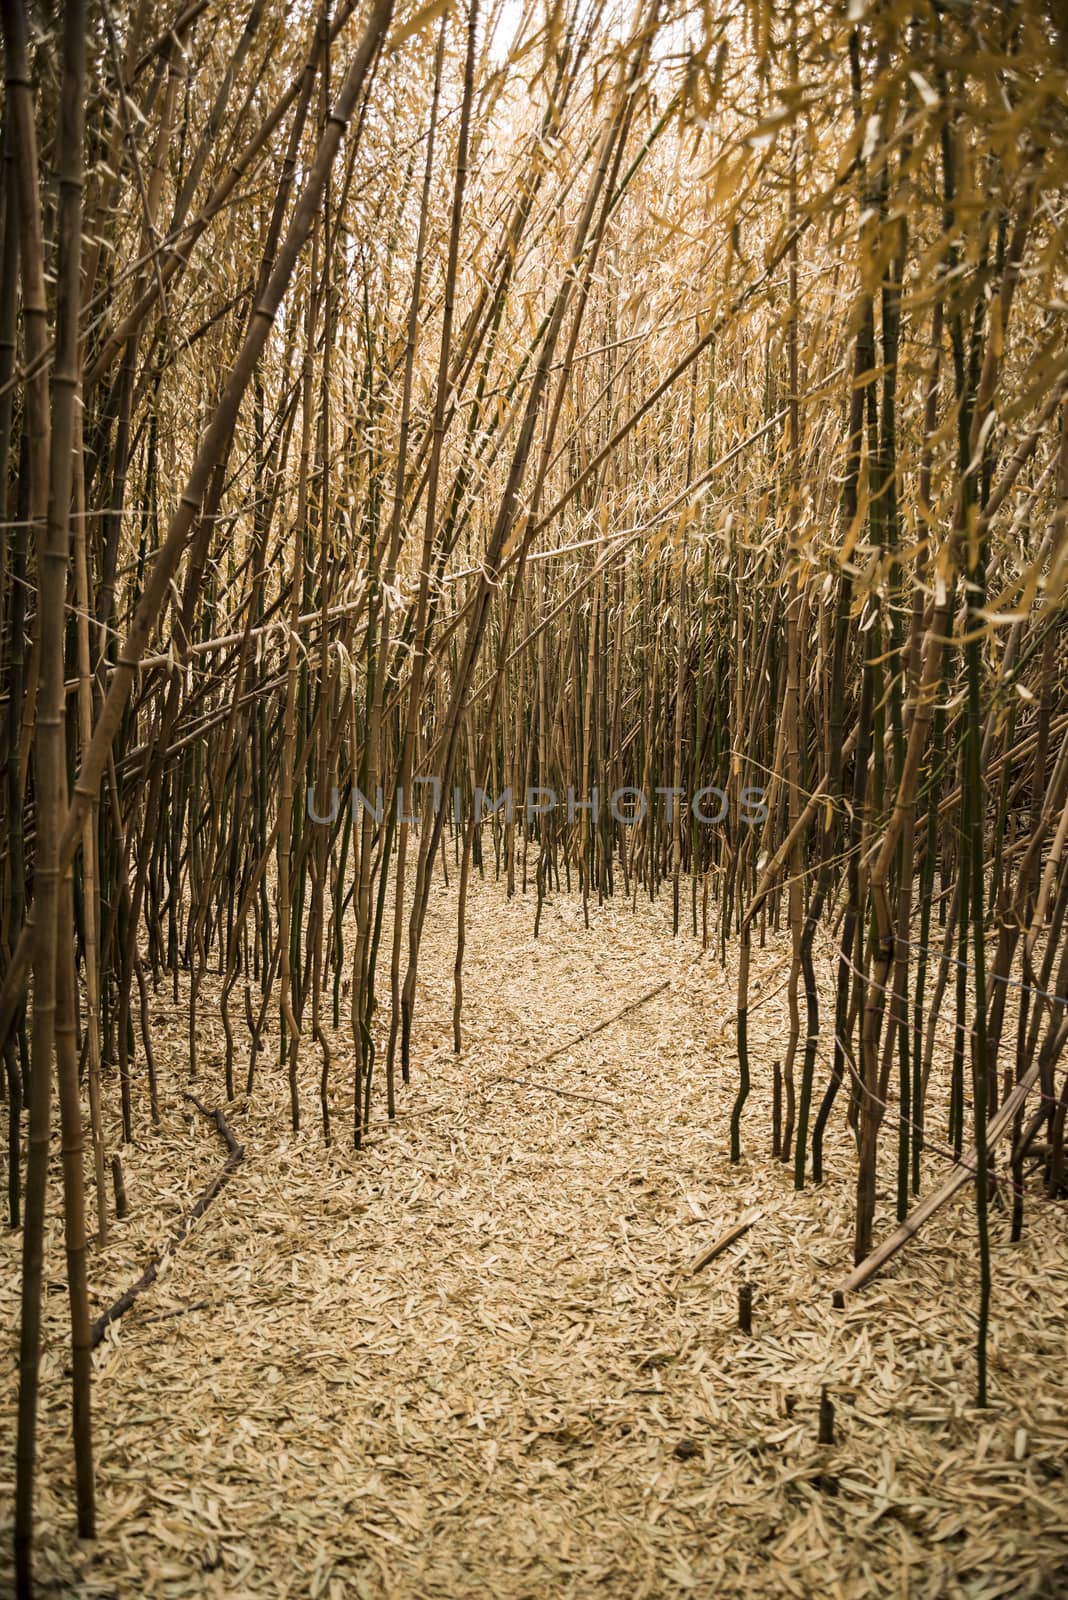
[3,2,1068,1582]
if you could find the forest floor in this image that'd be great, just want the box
[3,870,1068,1599]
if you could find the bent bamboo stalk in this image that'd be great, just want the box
[832,1055,1044,1306]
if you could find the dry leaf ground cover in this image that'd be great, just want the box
[3,872,1068,1599]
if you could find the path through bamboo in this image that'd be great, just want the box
[4,875,1067,1599]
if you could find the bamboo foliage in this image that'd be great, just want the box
[2,0,1068,1584]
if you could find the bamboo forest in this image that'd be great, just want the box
[1,0,1068,1593]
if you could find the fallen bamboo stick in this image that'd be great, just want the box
[691,1206,762,1274]
[832,1057,1043,1306]
[90,1096,244,1347]
[491,1075,623,1110]
[530,978,672,1070]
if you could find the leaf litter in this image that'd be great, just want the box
[2,872,1067,1598]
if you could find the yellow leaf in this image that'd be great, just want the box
[386,0,452,53]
